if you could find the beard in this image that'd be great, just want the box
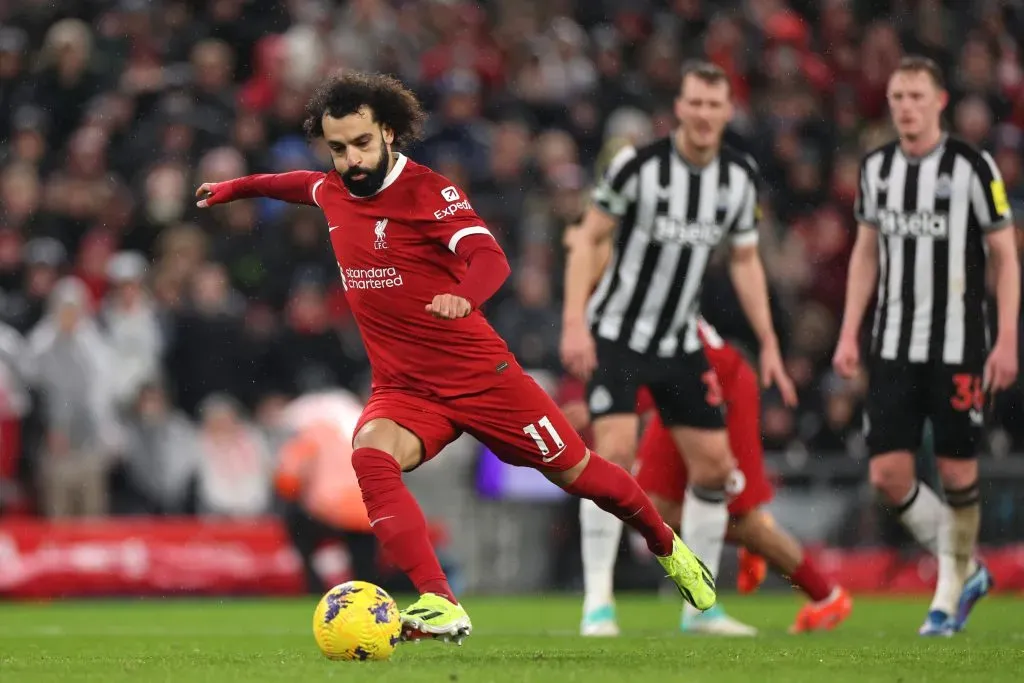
[341,135,392,197]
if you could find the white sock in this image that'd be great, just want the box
[896,481,943,555]
[580,498,623,615]
[932,485,982,615]
[930,503,960,615]
[894,481,967,615]
[681,485,728,620]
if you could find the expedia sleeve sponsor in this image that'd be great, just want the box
[433,199,474,220]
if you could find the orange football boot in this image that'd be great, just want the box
[737,547,768,594]
[789,586,853,634]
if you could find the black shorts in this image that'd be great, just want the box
[587,338,725,429]
[865,359,985,460]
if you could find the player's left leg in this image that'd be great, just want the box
[930,366,990,633]
[728,510,852,633]
[457,366,716,613]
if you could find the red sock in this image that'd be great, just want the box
[351,447,457,604]
[564,454,674,556]
[789,555,833,602]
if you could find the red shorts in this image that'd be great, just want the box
[634,342,773,516]
[356,363,587,473]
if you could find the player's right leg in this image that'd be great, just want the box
[930,365,989,633]
[865,360,953,634]
[349,392,471,643]
[459,365,715,625]
[577,348,643,636]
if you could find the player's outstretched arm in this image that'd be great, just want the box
[729,244,797,406]
[560,206,616,380]
[983,227,1020,391]
[195,170,327,208]
[833,223,879,379]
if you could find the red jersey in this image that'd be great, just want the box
[299,155,514,398]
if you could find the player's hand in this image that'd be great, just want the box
[426,293,472,319]
[195,182,231,208]
[760,344,798,407]
[984,340,1018,393]
[832,335,860,379]
[560,320,597,380]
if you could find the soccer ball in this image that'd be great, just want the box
[312,581,402,661]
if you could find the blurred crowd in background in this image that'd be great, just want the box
[1,0,1023,519]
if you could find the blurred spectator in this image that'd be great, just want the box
[25,277,120,517]
[165,261,247,416]
[100,251,165,408]
[0,27,30,144]
[195,393,271,517]
[26,19,103,156]
[119,380,198,514]
[0,236,65,333]
[414,69,491,178]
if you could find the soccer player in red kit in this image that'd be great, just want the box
[195,72,715,643]
[632,319,853,635]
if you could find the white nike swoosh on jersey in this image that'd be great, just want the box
[329,225,341,232]
[369,515,395,527]
[542,447,567,464]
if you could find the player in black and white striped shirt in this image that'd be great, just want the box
[561,61,795,635]
[833,56,1019,636]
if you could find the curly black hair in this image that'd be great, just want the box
[302,71,427,149]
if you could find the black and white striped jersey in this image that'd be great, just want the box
[855,134,1014,365]
[587,137,759,357]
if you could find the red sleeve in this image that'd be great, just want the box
[214,170,327,206]
[451,235,510,309]
[416,174,509,309]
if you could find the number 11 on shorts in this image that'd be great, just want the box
[523,416,566,458]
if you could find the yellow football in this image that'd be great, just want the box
[312,581,402,661]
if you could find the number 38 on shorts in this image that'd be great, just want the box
[865,361,986,460]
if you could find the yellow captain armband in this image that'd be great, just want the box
[991,180,1009,216]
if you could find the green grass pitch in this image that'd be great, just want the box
[1,593,1022,682]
